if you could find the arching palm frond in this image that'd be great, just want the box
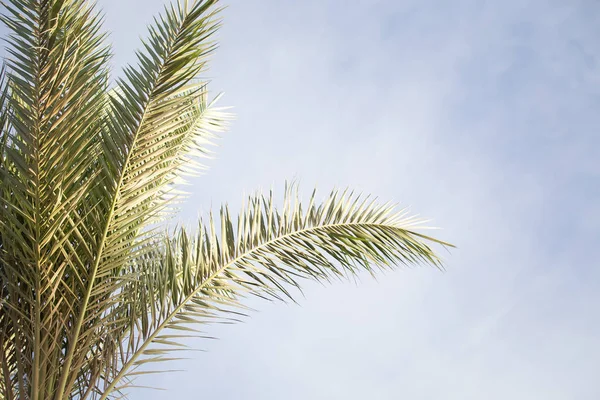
[104,186,451,397]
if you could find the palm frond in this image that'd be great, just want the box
[0,1,111,398]
[55,1,227,397]
[103,185,451,397]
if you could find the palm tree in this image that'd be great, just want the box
[0,0,452,398]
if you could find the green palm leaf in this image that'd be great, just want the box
[102,185,451,396]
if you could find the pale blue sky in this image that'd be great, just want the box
[5,0,600,398]
[104,0,600,399]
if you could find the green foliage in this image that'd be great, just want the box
[0,0,451,398]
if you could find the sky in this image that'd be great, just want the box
[4,0,600,398]
[105,0,599,399]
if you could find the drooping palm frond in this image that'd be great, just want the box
[103,185,451,397]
